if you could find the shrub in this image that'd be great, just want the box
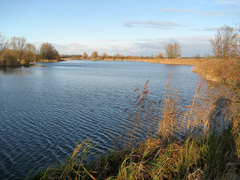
[0,49,19,66]
[155,52,164,59]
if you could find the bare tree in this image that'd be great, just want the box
[210,25,238,58]
[82,52,89,60]
[23,43,37,66]
[113,53,125,60]
[164,42,181,59]
[53,49,60,60]
[156,52,164,59]
[101,53,107,59]
[91,51,98,59]
[40,43,59,60]
[10,36,27,60]
[0,33,8,56]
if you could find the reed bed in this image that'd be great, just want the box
[104,58,207,66]
[147,59,207,66]
[192,58,240,88]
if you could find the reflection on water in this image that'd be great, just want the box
[0,67,36,76]
[0,60,200,179]
[0,64,50,76]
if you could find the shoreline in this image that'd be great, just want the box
[0,59,66,68]
[61,58,209,66]
[114,58,208,66]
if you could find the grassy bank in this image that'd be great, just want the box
[137,58,206,66]
[103,58,207,66]
[27,70,240,179]
[149,58,207,65]
[192,58,240,89]
[62,58,207,66]
[37,59,65,63]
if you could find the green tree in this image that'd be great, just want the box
[164,42,181,59]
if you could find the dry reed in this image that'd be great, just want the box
[104,58,207,66]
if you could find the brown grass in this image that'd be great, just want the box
[102,58,207,66]
[58,57,208,66]
[148,58,207,65]
[192,58,240,88]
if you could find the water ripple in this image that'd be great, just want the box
[0,61,199,179]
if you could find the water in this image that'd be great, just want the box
[0,60,200,179]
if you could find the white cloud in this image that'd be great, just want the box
[201,9,236,16]
[129,36,212,57]
[53,36,212,57]
[177,36,213,56]
[53,43,95,55]
[191,27,219,31]
[123,21,183,30]
[98,39,136,43]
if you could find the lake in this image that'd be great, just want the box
[0,60,200,179]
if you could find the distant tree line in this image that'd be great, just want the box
[61,52,160,61]
[3,25,237,67]
[0,34,60,67]
[61,42,183,61]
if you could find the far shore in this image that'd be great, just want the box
[0,58,208,68]
[0,59,65,68]
[103,58,208,66]
[61,58,208,66]
[38,59,66,63]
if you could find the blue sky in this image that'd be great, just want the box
[1,0,239,57]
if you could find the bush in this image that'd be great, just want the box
[0,49,19,67]
[155,52,164,59]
